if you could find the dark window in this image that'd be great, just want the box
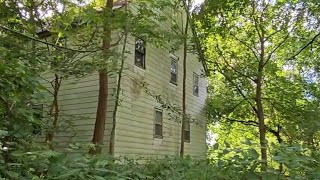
[184,119,190,142]
[31,104,44,135]
[193,73,199,96]
[134,38,146,69]
[154,109,163,139]
[32,104,44,119]
[170,55,178,84]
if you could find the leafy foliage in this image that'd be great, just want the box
[196,0,320,174]
[1,142,319,179]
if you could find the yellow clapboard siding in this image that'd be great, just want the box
[42,73,116,150]
[114,32,207,157]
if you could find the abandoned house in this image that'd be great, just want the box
[40,0,207,158]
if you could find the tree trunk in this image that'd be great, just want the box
[91,71,109,154]
[46,74,61,149]
[256,33,267,171]
[180,5,189,157]
[90,0,113,155]
[109,0,128,156]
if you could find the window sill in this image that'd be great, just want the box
[133,65,146,76]
[170,81,177,86]
[153,135,163,139]
[134,64,146,70]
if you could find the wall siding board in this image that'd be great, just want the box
[42,71,117,151]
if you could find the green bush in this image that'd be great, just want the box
[1,143,319,180]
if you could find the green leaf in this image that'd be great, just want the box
[243,139,253,146]
[6,171,19,179]
[224,141,231,148]
[58,32,64,38]
[0,130,8,137]
[248,149,259,159]
[93,175,106,180]
[213,143,219,150]
[53,169,82,179]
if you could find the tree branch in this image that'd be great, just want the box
[0,25,105,53]
[287,32,320,60]
[189,10,208,75]
[216,45,256,82]
[221,116,283,143]
[265,29,283,42]
[263,32,290,67]
[224,117,259,127]
[264,16,300,67]
[212,61,259,115]
[251,1,262,43]
[228,32,260,62]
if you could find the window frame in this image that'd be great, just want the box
[170,54,179,85]
[154,108,163,139]
[134,38,146,69]
[193,72,199,97]
[30,103,44,135]
[31,103,44,118]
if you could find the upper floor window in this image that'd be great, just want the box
[193,73,199,96]
[134,38,146,69]
[154,108,163,139]
[30,103,44,135]
[170,54,179,84]
[184,119,190,142]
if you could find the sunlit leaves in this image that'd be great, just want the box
[197,0,320,173]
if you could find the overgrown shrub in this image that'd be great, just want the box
[1,142,319,180]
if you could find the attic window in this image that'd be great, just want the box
[154,108,163,139]
[134,38,146,69]
[193,73,199,97]
[184,119,190,142]
[170,54,178,85]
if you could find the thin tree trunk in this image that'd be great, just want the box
[256,31,267,170]
[91,0,113,155]
[256,72,267,170]
[109,0,128,156]
[275,125,283,173]
[46,74,61,149]
[91,71,109,154]
[30,0,59,149]
[180,5,189,157]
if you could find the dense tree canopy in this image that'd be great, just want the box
[196,0,320,175]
